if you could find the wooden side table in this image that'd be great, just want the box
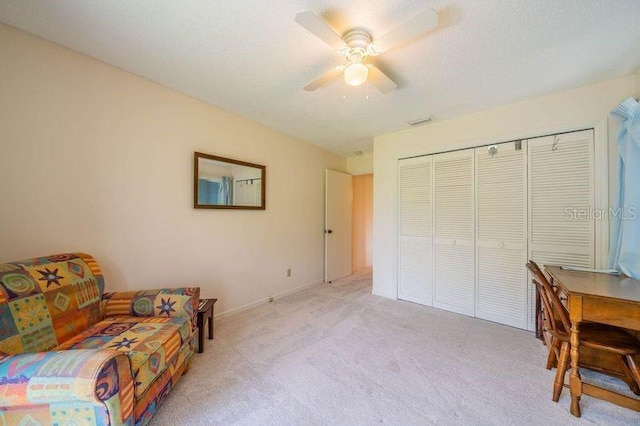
[196,298,217,353]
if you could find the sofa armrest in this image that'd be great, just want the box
[0,349,132,407]
[103,287,200,327]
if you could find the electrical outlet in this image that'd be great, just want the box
[286,268,292,277]
[268,296,274,303]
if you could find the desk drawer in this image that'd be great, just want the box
[557,288,568,308]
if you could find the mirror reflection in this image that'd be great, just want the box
[194,152,265,209]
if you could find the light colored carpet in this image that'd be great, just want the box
[152,269,639,425]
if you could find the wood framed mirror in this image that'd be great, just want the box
[194,152,266,210]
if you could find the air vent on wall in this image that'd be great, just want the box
[408,117,433,126]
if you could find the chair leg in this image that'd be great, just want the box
[546,346,557,370]
[617,356,640,395]
[546,339,559,370]
[551,338,562,369]
[553,341,571,402]
[625,355,640,390]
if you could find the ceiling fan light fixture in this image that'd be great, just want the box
[344,62,368,86]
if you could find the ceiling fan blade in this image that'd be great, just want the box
[295,11,347,51]
[304,67,344,91]
[367,64,397,94]
[373,9,438,54]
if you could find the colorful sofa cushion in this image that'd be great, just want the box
[103,288,197,323]
[56,316,192,398]
[0,253,104,354]
[0,349,134,425]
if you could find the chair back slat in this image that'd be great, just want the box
[526,261,571,334]
[526,262,558,335]
[531,277,557,334]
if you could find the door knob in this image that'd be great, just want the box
[326,229,333,234]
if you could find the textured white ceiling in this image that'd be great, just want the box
[1,1,639,156]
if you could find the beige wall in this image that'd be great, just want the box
[0,23,346,316]
[373,74,637,299]
[352,174,373,271]
[347,152,373,175]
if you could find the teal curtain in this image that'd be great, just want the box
[609,97,640,278]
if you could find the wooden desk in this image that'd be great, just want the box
[545,266,640,416]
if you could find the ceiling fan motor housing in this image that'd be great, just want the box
[342,29,378,63]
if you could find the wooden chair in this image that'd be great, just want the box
[526,261,640,401]
[528,262,561,369]
[529,261,557,351]
[529,260,574,370]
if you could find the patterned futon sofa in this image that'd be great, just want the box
[0,253,200,425]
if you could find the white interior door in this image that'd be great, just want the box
[398,156,433,305]
[325,169,352,282]
[475,141,528,329]
[433,149,475,316]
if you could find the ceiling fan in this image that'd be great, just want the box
[295,9,439,94]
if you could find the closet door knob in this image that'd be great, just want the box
[452,239,457,245]
[325,229,333,234]
[499,242,505,248]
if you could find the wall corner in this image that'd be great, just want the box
[347,152,374,176]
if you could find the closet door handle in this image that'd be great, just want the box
[325,229,333,234]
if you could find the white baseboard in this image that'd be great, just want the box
[372,289,395,300]
[214,279,324,320]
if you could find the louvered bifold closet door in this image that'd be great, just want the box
[398,156,433,305]
[433,150,475,316]
[475,142,528,329]
[527,129,595,329]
